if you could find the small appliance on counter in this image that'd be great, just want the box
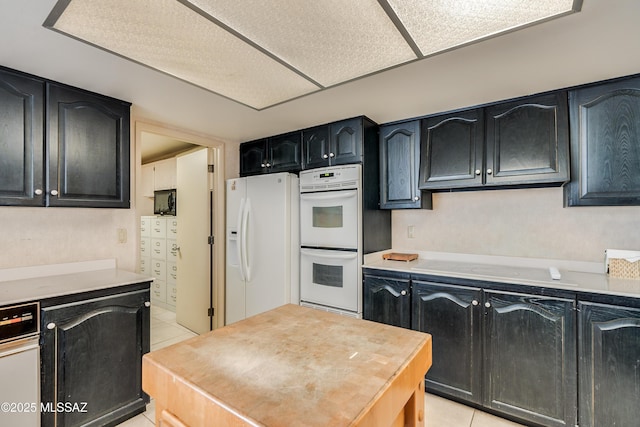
[154,189,176,216]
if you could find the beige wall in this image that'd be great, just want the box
[392,187,640,263]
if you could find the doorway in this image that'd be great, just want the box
[134,120,226,332]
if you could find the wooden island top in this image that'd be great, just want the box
[143,304,432,427]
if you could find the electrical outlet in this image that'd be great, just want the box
[408,225,415,239]
[117,228,127,243]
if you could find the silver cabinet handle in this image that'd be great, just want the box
[401,290,407,296]
[485,302,491,308]
[50,190,59,196]
[265,162,271,167]
[47,322,56,330]
[413,196,420,201]
[322,154,329,159]
[475,169,481,175]
[472,300,479,306]
[329,152,335,158]
[486,168,493,175]
[35,189,43,196]
[260,163,266,167]
[144,301,151,308]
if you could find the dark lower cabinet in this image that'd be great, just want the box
[40,285,150,427]
[484,290,576,427]
[578,300,640,427]
[363,270,410,328]
[412,281,482,404]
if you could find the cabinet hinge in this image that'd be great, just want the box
[208,164,214,173]
[208,307,214,317]
[208,236,214,245]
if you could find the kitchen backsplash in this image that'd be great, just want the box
[392,187,640,263]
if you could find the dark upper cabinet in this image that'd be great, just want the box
[0,66,130,208]
[0,68,44,206]
[419,109,484,189]
[485,92,569,186]
[303,117,366,169]
[483,290,576,427]
[379,120,432,209]
[239,132,302,176]
[419,91,569,191]
[412,280,482,404]
[578,300,640,427]
[47,83,130,208]
[363,270,411,328]
[565,76,640,206]
[40,285,150,427]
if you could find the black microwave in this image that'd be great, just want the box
[154,189,176,216]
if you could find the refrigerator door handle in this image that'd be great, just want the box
[236,198,246,281]
[241,198,252,282]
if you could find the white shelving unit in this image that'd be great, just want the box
[141,216,178,311]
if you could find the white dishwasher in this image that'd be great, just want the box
[0,302,40,427]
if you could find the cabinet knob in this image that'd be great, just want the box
[475,169,481,176]
[50,189,59,196]
[144,301,151,308]
[322,154,329,159]
[261,163,266,167]
[265,162,271,168]
[486,168,493,175]
[329,152,335,158]
[472,300,479,306]
[485,302,491,308]
[46,322,56,330]
[34,189,43,196]
[413,196,420,201]
[400,290,407,296]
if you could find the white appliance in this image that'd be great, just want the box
[225,173,299,325]
[299,165,363,317]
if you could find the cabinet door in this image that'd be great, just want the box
[485,92,569,186]
[565,76,640,205]
[363,272,410,328]
[484,290,576,427]
[380,121,430,209]
[412,280,482,404]
[419,109,484,189]
[0,68,45,206]
[269,132,302,173]
[330,117,362,165]
[302,125,330,169]
[40,288,150,427]
[578,301,640,427]
[239,139,268,176]
[47,83,130,208]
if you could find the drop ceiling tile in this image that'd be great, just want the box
[49,0,320,109]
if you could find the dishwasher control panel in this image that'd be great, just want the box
[0,302,39,344]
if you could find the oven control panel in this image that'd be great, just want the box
[300,164,361,192]
[0,302,39,343]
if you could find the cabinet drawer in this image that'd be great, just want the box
[140,237,151,257]
[151,280,167,302]
[151,218,167,238]
[151,259,167,281]
[167,218,178,238]
[139,256,151,275]
[140,217,152,237]
[167,240,178,262]
[167,285,177,306]
[167,262,177,284]
[151,238,167,260]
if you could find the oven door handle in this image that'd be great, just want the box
[300,190,357,201]
[300,249,358,260]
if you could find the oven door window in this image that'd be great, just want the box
[312,206,343,229]
[313,263,343,288]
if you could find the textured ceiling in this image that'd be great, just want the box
[44,0,581,110]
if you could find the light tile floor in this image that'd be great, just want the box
[118,306,525,427]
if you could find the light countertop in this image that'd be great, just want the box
[364,251,640,299]
[0,260,153,306]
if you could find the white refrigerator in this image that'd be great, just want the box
[225,172,300,325]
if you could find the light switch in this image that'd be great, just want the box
[408,225,415,239]
[117,228,127,243]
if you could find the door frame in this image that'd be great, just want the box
[133,118,227,330]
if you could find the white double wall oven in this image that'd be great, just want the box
[299,165,363,317]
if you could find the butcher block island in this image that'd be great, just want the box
[143,304,432,427]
